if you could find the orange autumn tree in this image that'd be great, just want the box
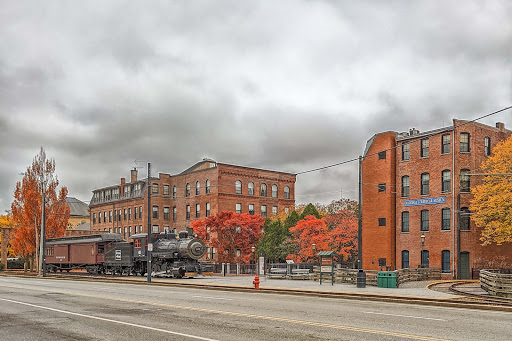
[191,211,264,264]
[11,148,70,270]
[325,208,358,266]
[288,216,330,262]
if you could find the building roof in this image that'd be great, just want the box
[73,222,91,231]
[66,197,90,217]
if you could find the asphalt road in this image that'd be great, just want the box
[0,276,510,341]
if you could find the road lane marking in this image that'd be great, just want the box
[0,283,452,341]
[0,297,218,341]
[192,295,233,301]
[364,311,447,321]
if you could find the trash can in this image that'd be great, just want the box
[377,272,387,288]
[356,269,366,288]
[387,272,397,288]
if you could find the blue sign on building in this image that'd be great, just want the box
[404,196,446,207]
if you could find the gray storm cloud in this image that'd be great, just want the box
[0,0,511,211]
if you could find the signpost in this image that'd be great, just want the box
[317,251,336,285]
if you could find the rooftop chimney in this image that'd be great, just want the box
[120,177,126,196]
[131,168,138,182]
[496,122,505,131]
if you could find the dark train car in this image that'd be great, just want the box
[104,241,134,275]
[45,233,124,273]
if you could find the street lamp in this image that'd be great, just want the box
[312,243,316,263]
[251,246,256,274]
[420,234,426,268]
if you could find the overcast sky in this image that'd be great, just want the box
[1,1,511,212]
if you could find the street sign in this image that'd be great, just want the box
[258,256,265,275]
[148,243,153,252]
[115,250,121,261]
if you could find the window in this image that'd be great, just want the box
[441,134,451,154]
[484,137,491,156]
[163,185,170,196]
[401,176,410,197]
[134,239,141,248]
[139,206,142,219]
[378,218,386,226]
[272,206,278,216]
[185,183,190,197]
[196,204,200,218]
[152,183,158,194]
[93,213,96,224]
[164,207,170,220]
[152,225,159,233]
[173,186,177,199]
[164,226,170,233]
[272,184,278,198]
[206,202,210,217]
[248,182,254,195]
[235,203,241,214]
[249,204,254,215]
[123,227,127,238]
[460,169,470,192]
[235,180,242,194]
[460,207,470,230]
[441,170,451,193]
[128,208,132,220]
[261,205,267,217]
[118,209,122,221]
[128,226,131,236]
[109,211,112,223]
[460,133,470,152]
[421,250,429,268]
[152,206,158,219]
[442,250,450,273]
[284,186,290,199]
[124,209,127,220]
[186,205,190,220]
[378,151,386,159]
[114,210,117,222]
[401,211,409,232]
[401,250,409,269]
[196,181,200,195]
[205,180,210,194]
[421,173,429,195]
[173,207,177,221]
[421,210,429,231]
[284,207,289,214]
[402,143,410,161]
[378,183,386,192]
[134,208,137,220]
[260,183,267,196]
[421,138,429,157]
[442,208,450,230]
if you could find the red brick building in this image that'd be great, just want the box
[89,159,296,259]
[362,120,512,278]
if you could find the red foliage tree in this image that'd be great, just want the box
[325,210,358,264]
[191,211,264,264]
[288,216,330,262]
[10,148,69,269]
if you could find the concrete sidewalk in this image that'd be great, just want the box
[153,275,457,299]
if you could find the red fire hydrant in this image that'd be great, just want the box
[253,275,260,290]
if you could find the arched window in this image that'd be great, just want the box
[460,169,470,192]
[172,186,177,199]
[284,186,290,199]
[205,179,210,194]
[401,176,410,197]
[235,180,242,194]
[185,183,190,197]
[272,184,278,198]
[260,183,267,197]
[442,250,450,273]
[248,182,254,195]
[401,250,409,269]
[421,173,429,195]
[441,170,451,193]
[460,207,470,230]
[196,181,200,195]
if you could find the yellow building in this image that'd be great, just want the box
[66,197,90,230]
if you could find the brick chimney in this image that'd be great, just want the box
[131,168,138,182]
[496,122,505,131]
[120,177,126,196]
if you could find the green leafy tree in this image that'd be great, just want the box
[257,218,293,262]
[284,211,300,229]
[299,203,321,219]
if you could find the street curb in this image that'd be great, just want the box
[2,272,511,312]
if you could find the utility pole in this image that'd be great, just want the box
[357,155,363,269]
[147,162,152,283]
[38,154,47,277]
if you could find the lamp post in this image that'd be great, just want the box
[420,233,426,268]
[312,243,316,262]
[251,246,256,275]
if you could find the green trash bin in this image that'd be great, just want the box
[377,272,387,288]
[387,272,397,288]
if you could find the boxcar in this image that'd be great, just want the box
[45,233,124,273]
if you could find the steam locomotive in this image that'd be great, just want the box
[45,228,206,278]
